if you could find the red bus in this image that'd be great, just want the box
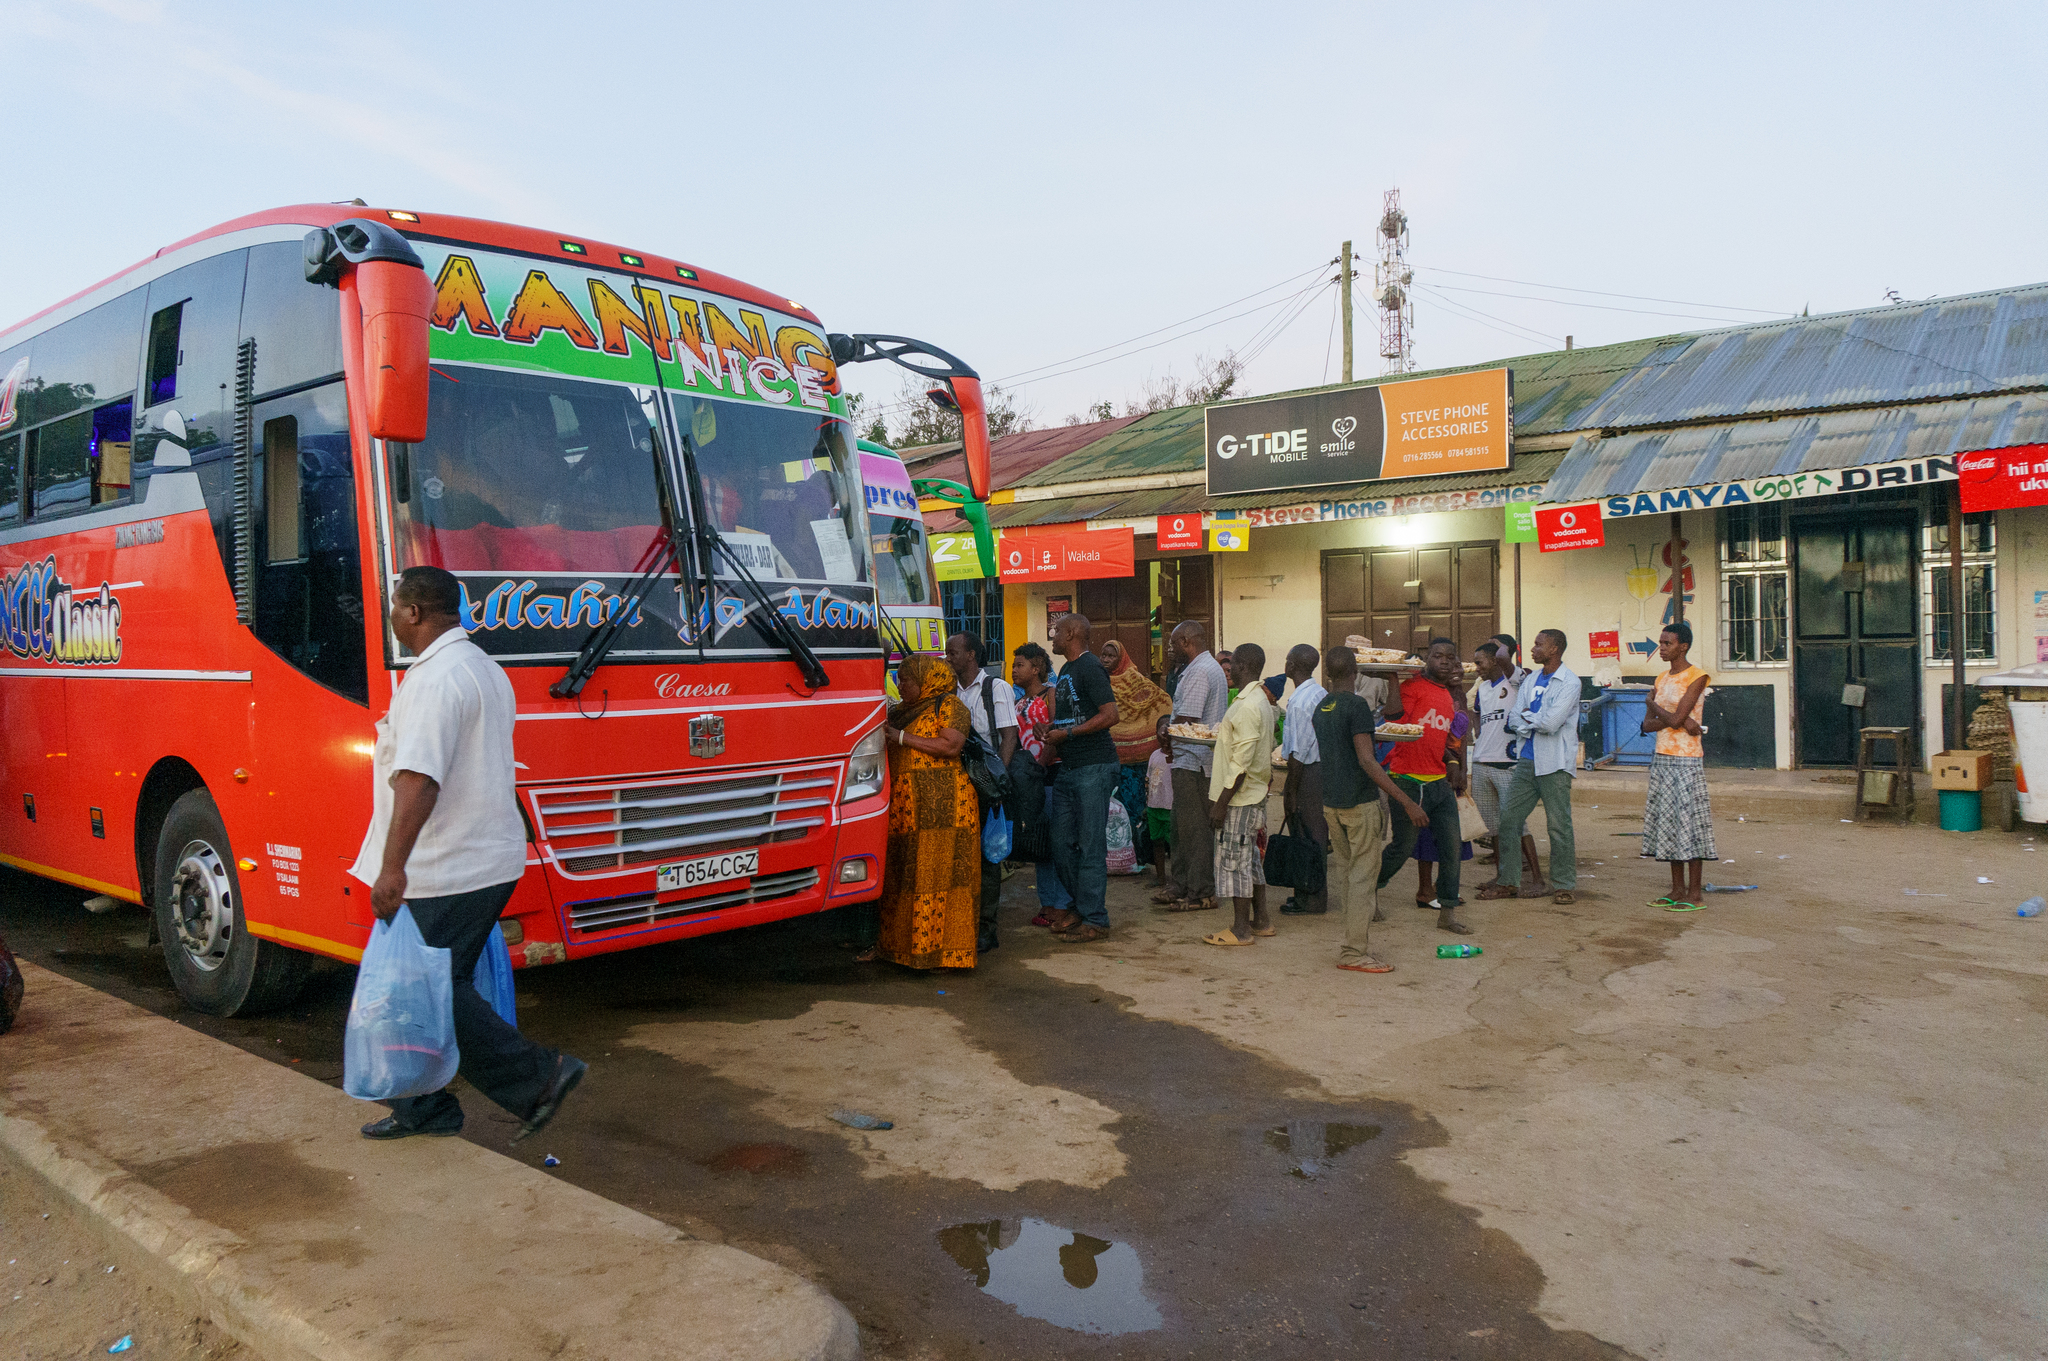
[0,205,990,1014]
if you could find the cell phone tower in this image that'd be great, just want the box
[1375,188,1415,374]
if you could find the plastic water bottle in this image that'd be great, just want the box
[2019,897,2045,918]
[1436,943,1483,958]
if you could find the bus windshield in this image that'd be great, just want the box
[673,394,867,588]
[392,365,664,574]
[871,505,933,608]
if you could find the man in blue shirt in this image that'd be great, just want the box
[1478,629,1581,905]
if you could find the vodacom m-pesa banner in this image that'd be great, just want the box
[1534,502,1606,552]
[997,528,1136,582]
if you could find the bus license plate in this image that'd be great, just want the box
[657,849,758,892]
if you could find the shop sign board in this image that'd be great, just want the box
[929,533,987,581]
[1241,483,1546,528]
[1958,443,2048,513]
[1588,630,1620,658]
[1208,514,1249,551]
[1595,454,1958,518]
[1535,502,1605,552]
[1155,513,1204,551]
[996,528,1135,583]
[1205,368,1512,496]
[1505,502,1538,543]
[1046,595,1073,635]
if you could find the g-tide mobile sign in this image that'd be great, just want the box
[1204,368,1512,497]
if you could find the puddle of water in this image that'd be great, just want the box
[938,1218,1163,1335]
[1265,1120,1381,1178]
[702,1142,809,1176]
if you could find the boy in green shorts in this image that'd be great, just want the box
[1145,717,1175,886]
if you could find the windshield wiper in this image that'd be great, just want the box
[671,430,831,692]
[548,529,678,700]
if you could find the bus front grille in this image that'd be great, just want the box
[532,767,835,877]
[565,867,821,933]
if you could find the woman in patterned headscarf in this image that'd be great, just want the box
[859,654,982,969]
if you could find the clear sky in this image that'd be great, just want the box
[9,1,2045,431]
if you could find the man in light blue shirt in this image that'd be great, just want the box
[1278,643,1330,915]
[1158,621,1228,910]
[1478,628,1581,904]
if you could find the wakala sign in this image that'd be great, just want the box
[1204,368,1512,497]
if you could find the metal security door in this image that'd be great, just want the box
[1322,542,1497,658]
[1792,513,1917,766]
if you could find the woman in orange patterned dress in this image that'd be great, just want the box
[859,655,981,970]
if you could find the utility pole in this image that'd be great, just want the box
[1340,239,1354,384]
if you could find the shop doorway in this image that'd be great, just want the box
[1076,556,1211,680]
[1791,511,1918,766]
[1322,542,1499,659]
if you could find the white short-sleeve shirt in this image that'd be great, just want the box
[350,627,527,898]
[956,667,1019,746]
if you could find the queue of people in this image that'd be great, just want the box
[858,615,1719,976]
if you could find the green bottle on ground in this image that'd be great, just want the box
[1436,943,1482,958]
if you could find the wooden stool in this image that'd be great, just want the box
[1853,726,1916,822]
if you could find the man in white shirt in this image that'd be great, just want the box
[352,566,584,1143]
[947,632,1017,953]
[1160,621,1227,911]
[1469,640,1541,887]
[1278,643,1329,916]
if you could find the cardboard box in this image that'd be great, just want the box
[1931,750,1993,791]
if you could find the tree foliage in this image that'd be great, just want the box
[865,375,1033,449]
[1061,349,1244,424]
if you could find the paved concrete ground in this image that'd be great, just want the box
[3,780,2043,1359]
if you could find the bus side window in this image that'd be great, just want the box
[0,435,20,526]
[144,302,183,405]
[240,242,344,397]
[139,249,246,575]
[251,382,367,705]
[263,415,302,562]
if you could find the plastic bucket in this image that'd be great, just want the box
[1938,788,1983,832]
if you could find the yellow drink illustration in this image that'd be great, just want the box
[1626,546,1659,626]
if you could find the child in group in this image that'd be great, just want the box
[1146,717,1175,887]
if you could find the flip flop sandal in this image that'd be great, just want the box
[1438,919,1476,935]
[1030,912,1055,928]
[1666,900,1706,912]
[1647,897,1678,908]
[1166,898,1218,912]
[1476,886,1518,901]
[1202,930,1255,947]
[1338,959,1396,973]
[1251,925,1277,937]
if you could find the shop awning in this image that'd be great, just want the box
[1540,392,2048,505]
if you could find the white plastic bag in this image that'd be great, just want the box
[1105,800,1139,875]
[344,906,459,1101]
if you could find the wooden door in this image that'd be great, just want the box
[1077,572,1150,671]
[1156,557,1214,677]
[1323,541,1498,657]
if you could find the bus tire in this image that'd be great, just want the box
[152,789,308,1016]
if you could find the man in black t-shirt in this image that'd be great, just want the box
[1313,647,1427,975]
[1037,614,1121,943]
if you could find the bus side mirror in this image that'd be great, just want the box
[947,376,991,502]
[353,260,434,443]
[306,219,433,443]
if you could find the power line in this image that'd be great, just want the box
[1415,265,1791,317]
[1239,279,1333,367]
[1426,282,1788,326]
[1412,285,1562,348]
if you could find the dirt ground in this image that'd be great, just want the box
[3,791,2045,1359]
[0,1162,246,1361]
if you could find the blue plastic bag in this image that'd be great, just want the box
[472,923,517,1027]
[343,906,459,1101]
[982,808,1013,863]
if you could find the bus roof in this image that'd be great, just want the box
[1,203,821,345]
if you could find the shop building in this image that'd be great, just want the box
[918,283,2048,771]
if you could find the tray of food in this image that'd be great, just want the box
[1374,721,1426,743]
[1351,646,1427,675]
[1167,721,1218,747]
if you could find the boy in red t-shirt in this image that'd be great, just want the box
[1374,638,1474,936]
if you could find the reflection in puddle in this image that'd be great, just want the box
[938,1218,1163,1335]
[1265,1120,1380,1179]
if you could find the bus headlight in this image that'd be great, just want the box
[842,727,887,803]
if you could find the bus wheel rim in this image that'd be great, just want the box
[170,840,234,972]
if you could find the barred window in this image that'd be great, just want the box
[1720,504,1788,666]
[1923,512,1995,662]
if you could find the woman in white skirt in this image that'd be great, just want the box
[1640,621,1715,911]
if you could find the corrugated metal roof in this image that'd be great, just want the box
[1560,284,2048,431]
[914,415,1141,531]
[1541,392,2048,503]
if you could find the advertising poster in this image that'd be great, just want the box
[1958,444,2048,513]
[1535,502,1606,552]
[1204,368,1511,496]
[1156,513,1204,551]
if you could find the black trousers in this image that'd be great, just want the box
[389,881,559,1131]
[1375,776,1462,908]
